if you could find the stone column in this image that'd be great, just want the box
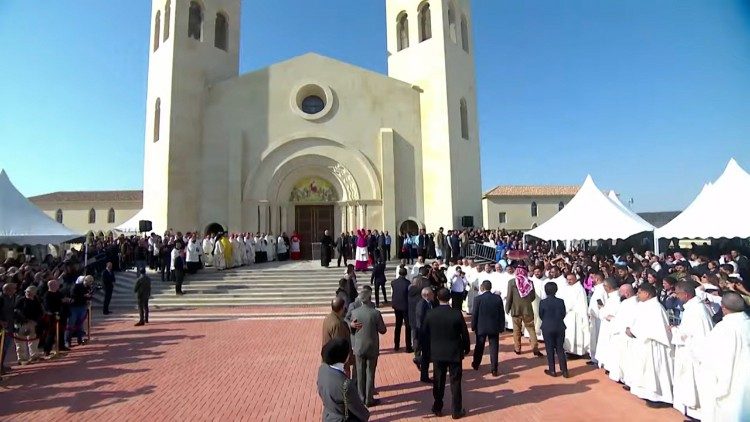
[348,204,356,231]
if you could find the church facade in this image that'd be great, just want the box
[141,0,482,252]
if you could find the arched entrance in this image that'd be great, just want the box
[204,222,225,236]
[399,219,419,235]
[290,176,337,259]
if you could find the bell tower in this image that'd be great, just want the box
[142,0,240,233]
[386,0,482,230]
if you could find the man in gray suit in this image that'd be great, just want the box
[317,337,370,421]
[350,289,387,407]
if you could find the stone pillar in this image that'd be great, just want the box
[340,204,347,234]
[362,204,368,228]
[259,203,268,234]
[379,129,397,235]
[281,205,289,234]
[348,204,356,231]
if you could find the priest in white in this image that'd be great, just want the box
[202,235,214,267]
[693,292,750,422]
[671,279,714,419]
[604,284,638,384]
[493,265,516,330]
[627,282,674,407]
[527,266,547,340]
[467,264,484,315]
[231,234,244,267]
[546,266,567,292]
[560,273,590,356]
[593,278,621,369]
[586,272,607,365]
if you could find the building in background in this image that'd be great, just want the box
[482,185,579,231]
[29,191,142,234]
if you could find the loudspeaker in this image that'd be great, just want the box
[461,216,474,228]
[139,220,153,233]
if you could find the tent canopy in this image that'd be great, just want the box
[525,175,654,242]
[0,170,81,245]
[656,158,750,240]
[115,209,149,233]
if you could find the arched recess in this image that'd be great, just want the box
[268,155,349,204]
[243,137,381,202]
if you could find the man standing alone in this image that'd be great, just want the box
[320,230,334,268]
[102,261,115,315]
[424,288,470,419]
[133,269,151,326]
[505,266,543,356]
[471,280,505,376]
[350,289,387,407]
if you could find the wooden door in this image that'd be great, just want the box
[295,205,334,259]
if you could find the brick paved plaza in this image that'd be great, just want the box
[1,311,682,421]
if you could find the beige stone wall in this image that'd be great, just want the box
[31,201,141,234]
[482,196,574,231]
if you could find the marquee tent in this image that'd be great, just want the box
[656,158,750,242]
[525,175,655,242]
[0,169,81,245]
[607,190,656,229]
[115,209,149,233]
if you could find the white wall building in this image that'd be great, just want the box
[137,0,482,257]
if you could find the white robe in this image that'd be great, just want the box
[527,276,548,340]
[244,236,254,264]
[587,283,607,361]
[594,290,621,368]
[693,312,750,422]
[672,296,714,419]
[495,272,515,329]
[265,235,276,261]
[605,296,639,383]
[629,297,674,404]
[276,236,288,255]
[232,238,243,267]
[213,239,226,270]
[202,238,213,266]
[467,270,483,314]
[560,281,590,356]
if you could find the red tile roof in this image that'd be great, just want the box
[483,185,579,197]
[29,190,143,203]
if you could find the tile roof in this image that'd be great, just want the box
[483,185,579,197]
[28,190,143,203]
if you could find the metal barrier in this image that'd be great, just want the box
[469,243,497,263]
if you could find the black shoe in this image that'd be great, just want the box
[533,350,544,357]
[135,322,145,326]
[452,409,467,419]
[420,377,433,384]
[562,371,570,378]
[394,346,400,352]
[514,349,521,355]
[471,362,479,371]
[366,399,381,407]
[544,369,558,377]
[431,407,443,417]
[586,360,597,366]
[103,311,111,315]
[58,347,70,352]
[491,369,499,377]
[405,348,414,353]
[622,385,631,391]
[645,400,670,409]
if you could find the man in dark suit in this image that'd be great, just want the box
[407,276,423,361]
[391,267,412,352]
[317,337,370,421]
[415,286,434,383]
[336,232,350,267]
[133,269,151,327]
[101,261,116,315]
[417,229,427,259]
[350,289,387,406]
[370,258,388,307]
[538,282,569,378]
[471,280,505,376]
[423,288,470,419]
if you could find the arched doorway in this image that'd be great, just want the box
[399,219,419,235]
[204,222,225,236]
[290,177,338,259]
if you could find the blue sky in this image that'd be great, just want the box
[1,1,749,212]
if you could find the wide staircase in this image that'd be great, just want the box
[98,261,394,312]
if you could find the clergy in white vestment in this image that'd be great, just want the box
[202,236,213,267]
[410,257,426,281]
[527,266,548,340]
[627,283,674,406]
[546,266,567,292]
[231,235,244,267]
[560,273,590,356]
[693,292,750,422]
[671,279,714,419]
[605,284,639,384]
[593,278,621,369]
[244,234,254,264]
[213,234,226,270]
[587,272,607,365]
[467,265,483,315]
[265,234,276,261]
[277,235,288,261]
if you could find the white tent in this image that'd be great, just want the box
[0,169,81,245]
[656,158,750,241]
[525,175,655,242]
[607,190,656,229]
[115,208,149,233]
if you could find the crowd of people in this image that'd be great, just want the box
[0,251,97,377]
[318,227,750,421]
